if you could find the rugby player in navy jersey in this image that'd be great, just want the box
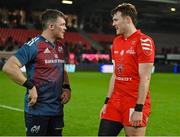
[3,9,71,136]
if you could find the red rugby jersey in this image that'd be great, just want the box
[111,30,155,99]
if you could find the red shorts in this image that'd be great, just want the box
[101,96,151,127]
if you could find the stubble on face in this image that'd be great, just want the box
[54,17,66,40]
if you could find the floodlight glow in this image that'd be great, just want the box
[170,7,176,12]
[62,0,73,4]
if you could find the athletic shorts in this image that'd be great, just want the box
[101,96,151,127]
[25,112,64,136]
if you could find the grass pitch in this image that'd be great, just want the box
[0,71,180,136]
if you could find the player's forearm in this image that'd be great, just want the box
[63,69,70,84]
[137,63,153,104]
[2,60,26,85]
[107,73,116,97]
[136,76,151,104]
[62,69,71,91]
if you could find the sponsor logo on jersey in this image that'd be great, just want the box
[140,38,153,56]
[120,50,124,56]
[126,47,136,55]
[44,48,51,54]
[116,76,132,81]
[45,59,64,64]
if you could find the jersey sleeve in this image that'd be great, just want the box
[137,36,155,63]
[15,43,37,66]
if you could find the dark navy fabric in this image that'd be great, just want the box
[25,112,63,136]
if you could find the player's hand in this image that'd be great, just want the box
[99,104,107,118]
[61,89,71,104]
[28,86,38,107]
[130,111,143,127]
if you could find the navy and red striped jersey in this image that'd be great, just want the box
[15,35,65,116]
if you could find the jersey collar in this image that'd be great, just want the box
[123,29,141,40]
[38,35,56,49]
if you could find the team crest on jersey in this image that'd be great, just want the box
[140,38,153,56]
[31,125,40,133]
[58,46,63,53]
[44,48,51,54]
[116,64,124,76]
[131,40,137,46]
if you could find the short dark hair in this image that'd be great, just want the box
[41,9,66,30]
[111,3,138,26]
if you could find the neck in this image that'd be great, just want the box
[41,30,55,44]
[123,24,137,39]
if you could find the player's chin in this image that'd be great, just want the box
[116,31,120,35]
[58,34,64,39]
[116,30,123,35]
[61,33,65,38]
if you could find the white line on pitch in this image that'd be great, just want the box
[0,104,23,112]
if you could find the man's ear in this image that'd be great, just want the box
[48,23,55,30]
[126,16,132,24]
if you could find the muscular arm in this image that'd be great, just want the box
[130,63,154,126]
[137,63,154,104]
[2,56,26,85]
[107,72,116,98]
[99,62,116,117]
[106,61,116,98]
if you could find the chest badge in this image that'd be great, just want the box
[116,64,124,76]
[58,46,63,53]
[131,40,137,46]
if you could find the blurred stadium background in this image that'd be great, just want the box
[0,0,180,136]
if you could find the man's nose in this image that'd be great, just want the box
[64,26,67,31]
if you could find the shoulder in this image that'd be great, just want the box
[139,32,154,44]
[16,36,42,56]
[136,32,155,56]
[113,35,123,47]
[113,35,123,42]
[25,36,42,48]
[135,32,155,50]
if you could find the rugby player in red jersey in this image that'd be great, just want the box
[98,3,155,136]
